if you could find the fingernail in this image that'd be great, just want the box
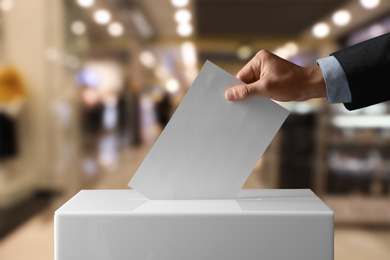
[225,88,235,101]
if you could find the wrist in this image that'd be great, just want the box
[304,66,327,100]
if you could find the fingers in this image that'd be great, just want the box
[236,50,268,83]
[225,85,249,101]
[236,55,260,83]
[225,82,265,101]
[227,50,274,102]
[236,62,256,83]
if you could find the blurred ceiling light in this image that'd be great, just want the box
[237,45,252,60]
[274,47,289,59]
[155,66,170,79]
[177,23,193,37]
[108,22,124,37]
[274,42,298,60]
[332,10,351,26]
[175,9,192,23]
[171,0,189,8]
[76,0,94,8]
[71,21,86,35]
[129,8,154,39]
[93,9,111,25]
[165,78,180,93]
[360,0,380,9]
[0,0,14,12]
[284,42,298,56]
[312,23,330,38]
[181,41,197,68]
[44,47,60,62]
[139,51,156,68]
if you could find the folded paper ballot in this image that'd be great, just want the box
[129,61,289,199]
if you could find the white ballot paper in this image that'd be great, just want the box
[129,61,289,199]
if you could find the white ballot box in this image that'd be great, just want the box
[55,189,333,260]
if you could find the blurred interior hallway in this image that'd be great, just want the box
[1,0,390,259]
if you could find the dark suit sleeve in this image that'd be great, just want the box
[331,33,390,110]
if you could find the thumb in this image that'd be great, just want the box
[225,82,261,101]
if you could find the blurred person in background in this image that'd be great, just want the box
[0,67,26,181]
[80,85,104,153]
[155,91,172,128]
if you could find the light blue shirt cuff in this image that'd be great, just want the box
[317,56,351,104]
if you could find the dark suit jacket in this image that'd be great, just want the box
[331,33,390,110]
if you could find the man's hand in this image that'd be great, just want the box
[225,50,327,102]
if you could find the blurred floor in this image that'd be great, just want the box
[334,226,390,260]
[0,145,389,260]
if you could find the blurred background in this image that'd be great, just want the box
[0,0,389,259]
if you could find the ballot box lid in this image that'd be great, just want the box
[55,189,333,215]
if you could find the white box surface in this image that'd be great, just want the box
[55,189,333,260]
